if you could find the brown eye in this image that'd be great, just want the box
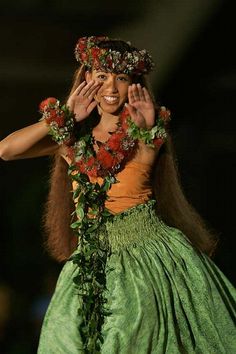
[117,75,129,82]
[97,74,107,80]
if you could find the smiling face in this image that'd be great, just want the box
[85,69,132,115]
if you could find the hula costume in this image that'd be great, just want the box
[38,161,236,353]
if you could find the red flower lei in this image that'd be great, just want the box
[66,108,137,178]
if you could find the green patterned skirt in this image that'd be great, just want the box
[38,201,236,353]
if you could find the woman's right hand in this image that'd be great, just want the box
[66,80,101,122]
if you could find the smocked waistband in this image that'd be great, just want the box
[98,200,169,252]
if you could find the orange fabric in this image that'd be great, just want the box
[72,161,153,214]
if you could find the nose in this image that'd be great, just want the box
[104,75,118,93]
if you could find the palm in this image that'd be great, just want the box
[126,84,155,129]
[66,80,101,122]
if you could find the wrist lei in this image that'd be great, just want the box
[38,98,171,353]
[126,106,171,147]
[39,97,76,145]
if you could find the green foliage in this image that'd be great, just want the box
[69,168,115,353]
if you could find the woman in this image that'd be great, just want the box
[0,36,235,354]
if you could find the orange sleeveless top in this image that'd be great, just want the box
[72,161,153,214]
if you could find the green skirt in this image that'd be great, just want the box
[38,201,236,353]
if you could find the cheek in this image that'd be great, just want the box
[120,87,129,100]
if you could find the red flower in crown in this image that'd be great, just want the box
[78,39,87,52]
[105,55,113,69]
[39,97,57,113]
[80,51,88,62]
[91,47,101,60]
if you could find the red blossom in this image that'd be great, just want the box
[81,52,88,61]
[86,156,96,167]
[91,47,100,60]
[44,108,57,123]
[87,167,98,178]
[44,109,65,127]
[75,161,86,174]
[107,134,122,150]
[97,148,114,169]
[78,39,87,52]
[159,107,171,122]
[153,137,164,147]
[39,97,57,112]
[105,56,113,69]
[54,113,65,127]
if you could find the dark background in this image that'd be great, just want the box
[0,0,235,352]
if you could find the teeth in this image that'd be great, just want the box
[103,96,118,103]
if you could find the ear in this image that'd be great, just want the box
[85,71,92,83]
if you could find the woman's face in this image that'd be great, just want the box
[86,69,132,114]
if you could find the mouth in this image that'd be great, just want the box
[102,96,119,104]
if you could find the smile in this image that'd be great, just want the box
[103,96,119,104]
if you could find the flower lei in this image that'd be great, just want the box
[39,97,171,353]
[39,97,76,145]
[75,36,154,75]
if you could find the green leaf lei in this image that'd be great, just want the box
[68,165,115,353]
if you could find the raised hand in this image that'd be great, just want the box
[67,80,101,122]
[126,83,155,129]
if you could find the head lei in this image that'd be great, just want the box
[74,36,154,76]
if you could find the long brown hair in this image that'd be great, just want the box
[43,41,219,262]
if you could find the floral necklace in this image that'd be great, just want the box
[66,107,137,178]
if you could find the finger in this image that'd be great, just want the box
[132,84,141,101]
[137,83,145,101]
[67,82,86,103]
[87,100,98,115]
[80,80,96,96]
[128,85,135,104]
[73,81,87,96]
[142,87,152,102]
[86,83,102,98]
[125,103,137,121]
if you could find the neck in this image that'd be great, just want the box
[98,110,120,133]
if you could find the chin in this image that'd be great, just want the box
[100,102,124,115]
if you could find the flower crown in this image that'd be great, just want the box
[74,36,154,75]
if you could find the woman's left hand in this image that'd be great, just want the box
[126,83,155,129]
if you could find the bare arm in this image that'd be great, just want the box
[0,120,59,161]
[0,80,101,161]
